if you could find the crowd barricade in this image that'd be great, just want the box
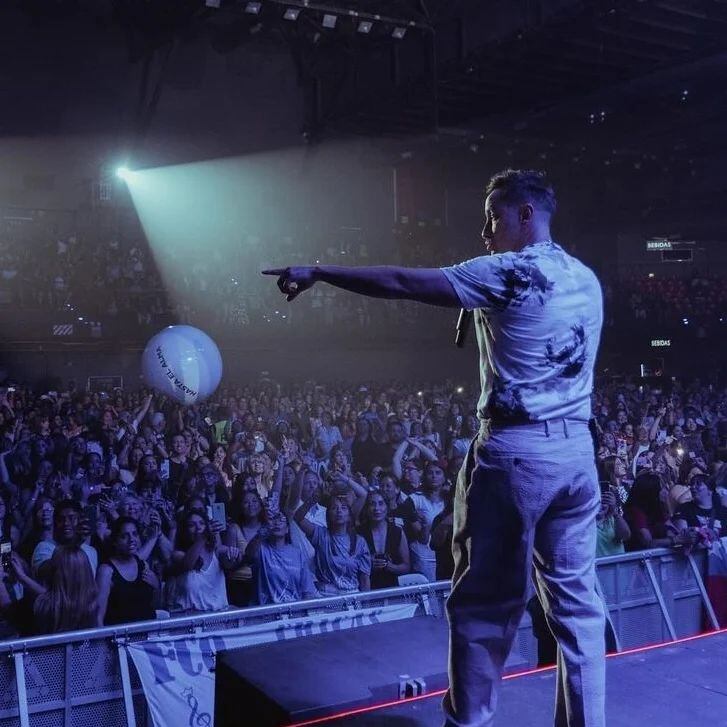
[0,548,714,727]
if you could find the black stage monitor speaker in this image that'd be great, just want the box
[215,615,450,726]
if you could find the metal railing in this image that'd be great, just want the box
[0,547,716,727]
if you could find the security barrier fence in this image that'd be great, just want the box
[0,548,716,727]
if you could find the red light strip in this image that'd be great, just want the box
[606,626,727,658]
[288,627,727,726]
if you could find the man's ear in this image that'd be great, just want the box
[520,204,534,224]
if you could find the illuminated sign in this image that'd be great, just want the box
[646,239,673,251]
[651,339,671,347]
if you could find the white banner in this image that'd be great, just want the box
[126,602,418,727]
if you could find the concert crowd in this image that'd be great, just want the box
[2,224,725,340]
[0,376,725,638]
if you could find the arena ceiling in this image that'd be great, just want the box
[2,1,727,223]
[2,1,726,143]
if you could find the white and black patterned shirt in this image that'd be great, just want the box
[441,240,603,423]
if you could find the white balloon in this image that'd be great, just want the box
[141,326,223,405]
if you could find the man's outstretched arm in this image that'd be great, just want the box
[262,265,462,308]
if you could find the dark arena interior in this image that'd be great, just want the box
[1,2,727,726]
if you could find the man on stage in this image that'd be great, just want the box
[264,169,605,727]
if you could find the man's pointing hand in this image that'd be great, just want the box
[262,267,317,302]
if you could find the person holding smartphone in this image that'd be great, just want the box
[166,508,241,612]
[222,491,263,606]
[246,511,318,605]
[596,482,631,557]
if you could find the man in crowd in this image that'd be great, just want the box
[32,500,98,580]
[264,169,606,726]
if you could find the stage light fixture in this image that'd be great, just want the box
[115,166,131,181]
[283,7,300,21]
[357,20,373,33]
[322,13,337,29]
[245,1,261,13]
[392,26,406,39]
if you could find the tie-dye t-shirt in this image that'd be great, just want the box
[441,240,603,423]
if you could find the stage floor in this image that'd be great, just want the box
[304,630,727,726]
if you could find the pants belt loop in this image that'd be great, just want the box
[563,418,570,438]
[544,419,550,438]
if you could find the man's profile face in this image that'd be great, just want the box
[481,189,525,254]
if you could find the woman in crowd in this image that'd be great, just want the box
[320,443,350,481]
[379,473,408,526]
[600,455,631,504]
[246,511,317,604]
[420,415,442,455]
[294,495,371,595]
[246,453,273,500]
[223,491,264,606]
[596,431,618,461]
[118,445,145,486]
[313,409,343,463]
[403,461,448,581]
[117,493,145,526]
[596,483,631,557]
[167,508,241,612]
[33,545,98,634]
[630,425,652,474]
[211,444,235,490]
[96,517,159,625]
[357,491,410,589]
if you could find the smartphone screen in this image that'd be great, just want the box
[0,542,11,569]
[212,502,226,530]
